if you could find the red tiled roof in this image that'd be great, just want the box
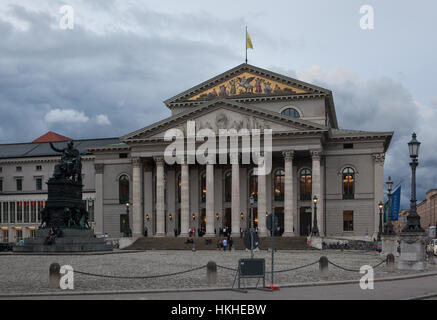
[32,131,72,143]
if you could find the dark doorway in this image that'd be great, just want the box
[274,207,284,236]
[300,207,312,236]
[200,208,206,233]
[224,208,231,230]
[120,214,130,236]
[177,209,181,235]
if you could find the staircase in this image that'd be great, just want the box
[126,236,315,251]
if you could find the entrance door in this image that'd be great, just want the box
[120,214,129,236]
[274,207,284,236]
[300,207,312,236]
[224,208,231,230]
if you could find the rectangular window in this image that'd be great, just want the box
[343,143,354,149]
[16,179,22,191]
[16,166,22,172]
[17,202,23,222]
[119,153,128,159]
[36,165,42,171]
[3,202,8,223]
[31,201,37,223]
[30,229,36,238]
[36,178,42,191]
[0,167,2,172]
[0,179,2,192]
[24,202,29,223]
[10,202,15,223]
[343,211,354,232]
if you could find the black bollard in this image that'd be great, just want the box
[319,256,329,278]
[386,253,395,272]
[206,261,217,287]
[49,263,61,289]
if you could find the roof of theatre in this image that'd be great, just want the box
[0,132,120,159]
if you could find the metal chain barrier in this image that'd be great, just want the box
[73,265,206,279]
[266,260,319,273]
[328,258,387,272]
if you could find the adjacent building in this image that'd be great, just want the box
[417,189,437,233]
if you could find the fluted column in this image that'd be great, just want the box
[257,152,267,237]
[94,164,104,235]
[205,161,215,236]
[154,156,165,237]
[311,150,323,236]
[231,153,240,236]
[372,153,385,239]
[283,150,295,237]
[180,163,190,237]
[132,157,143,236]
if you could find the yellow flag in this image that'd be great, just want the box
[246,30,253,49]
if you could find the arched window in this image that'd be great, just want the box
[274,169,285,201]
[177,174,181,203]
[281,108,300,118]
[342,167,355,199]
[249,170,258,201]
[119,175,129,204]
[200,171,206,203]
[224,171,232,202]
[300,169,312,201]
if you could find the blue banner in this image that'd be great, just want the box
[383,186,401,221]
[391,186,401,221]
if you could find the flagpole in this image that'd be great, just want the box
[245,26,248,64]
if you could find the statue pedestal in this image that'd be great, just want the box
[397,232,427,271]
[381,235,397,256]
[13,229,112,253]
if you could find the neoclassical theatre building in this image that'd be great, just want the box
[0,64,393,242]
[90,64,393,239]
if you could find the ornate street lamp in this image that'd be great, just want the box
[378,201,384,241]
[403,133,424,232]
[385,176,395,235]
[312,196,319,236]
[124,202,132,237]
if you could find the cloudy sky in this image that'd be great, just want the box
[1,0,436,210]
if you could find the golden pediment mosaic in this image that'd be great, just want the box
[188,72,308,101]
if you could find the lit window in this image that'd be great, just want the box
[281,108,300,118]
[342,167,355,199]
[200,172,206,203]
[343,211,354,231]
[249,170,258,201]
[300,169,312,200]
[274,169,285,201]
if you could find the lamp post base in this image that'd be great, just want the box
[381,235,397,256]
[397,232,427,271]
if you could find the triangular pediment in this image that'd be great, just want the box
[164,63,331,107]
[122,100,327,142]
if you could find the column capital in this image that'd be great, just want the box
[131,157,142,167]
[372,153,385,165]
[94,163,104,174]
[230,153,240,165]
[310,149,322,160]
[282,150,294,161]
[153,156,165,166]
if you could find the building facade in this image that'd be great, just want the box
[0,64,393,242]
[0,132,119,242]
[417,189,437,233]
[89,64,393,240]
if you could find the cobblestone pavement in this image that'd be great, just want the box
[0,250,435,294]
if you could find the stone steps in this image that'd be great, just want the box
[126,236,315,251]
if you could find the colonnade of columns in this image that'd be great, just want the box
[130,149,324,237]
